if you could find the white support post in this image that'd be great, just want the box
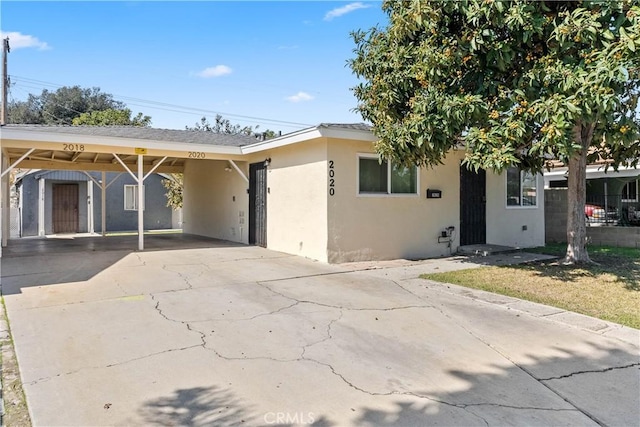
[1,153,9,248]
[101,171,106,236]
[137,154,144,251]
[87,179,94,234]
[38,178,45,236]
[0,149,3,257]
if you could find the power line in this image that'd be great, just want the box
[9,75,315,129]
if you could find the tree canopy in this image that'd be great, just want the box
[186,114,278,139]
[186,115,255,135]
[72,108,151,127]
[350,0,640,263]
[8,86,150,126]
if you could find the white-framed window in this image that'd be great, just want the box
[506,167,537,207]
[621,180,638,202]
[358,155,418,195]
[124,185,145,211]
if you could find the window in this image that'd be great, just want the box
[124,185,145,211]
[358,156,418,195]
[506,167,537,207]
[622,180,638,202]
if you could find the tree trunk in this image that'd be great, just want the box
[563,123,593,264]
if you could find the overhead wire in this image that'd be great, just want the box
[9,75,316,129]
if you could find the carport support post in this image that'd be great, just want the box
[138,154,144,251]
[1,152,8,249]
[0,149,3,257]
[101,171,106,236]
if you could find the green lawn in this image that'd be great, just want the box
[421,244,640,329]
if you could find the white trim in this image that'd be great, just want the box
[621,179,638,202]
[241,125,376,154]
[242,127,323,154]
[506,167,538,209]
[356,153,419,197]
[124,184,145,211]
[545,164,640,180]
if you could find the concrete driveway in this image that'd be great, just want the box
[1,235,638,426]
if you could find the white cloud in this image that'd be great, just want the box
[0,31,50,50]
[324,2,371,21]
[196,65,232,78]
[286,92,314,103]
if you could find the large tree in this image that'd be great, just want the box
[72,108,151,126]
[350,0,640,264]
[7,86,150,125]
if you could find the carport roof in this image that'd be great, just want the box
[2,124,258,147]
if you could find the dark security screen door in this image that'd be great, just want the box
[52,183,79,233]
[249,162,267,247]
[460,166,486,246]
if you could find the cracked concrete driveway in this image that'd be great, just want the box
[1,235,639,426]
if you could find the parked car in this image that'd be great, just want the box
[585,204,619,224]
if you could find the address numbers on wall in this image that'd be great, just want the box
[328,160,335,196]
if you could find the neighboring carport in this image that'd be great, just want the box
[0,125,254,257]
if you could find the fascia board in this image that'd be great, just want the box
[241,127,323,154]
[545,165,640,180]
[241,126,375,154]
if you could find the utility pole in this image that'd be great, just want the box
[1,37,9,126]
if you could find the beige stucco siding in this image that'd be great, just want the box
[182,159,249,243]
[326,140,464,263]
[248,139,329,262]
[486,171,545,248]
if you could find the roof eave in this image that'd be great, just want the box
[241,124,375,154]
[1,128,243,155]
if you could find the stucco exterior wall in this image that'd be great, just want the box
[183,159,249,243]
[246,139,329,262]
[486,171,545,248]
[326,140,464,263]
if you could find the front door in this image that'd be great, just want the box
[460,165,486,246]
[249,162,267,247]
[52,183,79,234]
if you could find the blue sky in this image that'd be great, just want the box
[1,1,386,132]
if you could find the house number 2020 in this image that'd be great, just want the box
[328,160,335,196]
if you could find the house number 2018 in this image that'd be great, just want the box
[328,160,335,196]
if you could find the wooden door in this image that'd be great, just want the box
[52,184,79,234]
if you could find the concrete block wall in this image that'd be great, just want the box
[545,189,640,248]
[545,189,568,243]
[586,227,640,248]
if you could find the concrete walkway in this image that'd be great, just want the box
[1,235,638,426]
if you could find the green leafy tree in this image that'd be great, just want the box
[162,173,183,210]
[7,93,44,123]
[350,0,640,264]
[187,115,255,135]
[72,108,151,126]
[8,86,130,125]
[186,114,278,139]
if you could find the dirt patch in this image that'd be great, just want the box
[1,299,31,427]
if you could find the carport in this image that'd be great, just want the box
[0,125,254,257]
